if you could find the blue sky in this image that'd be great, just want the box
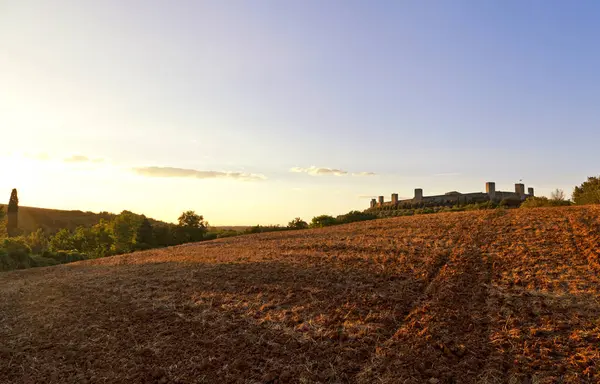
[1,1,599,224]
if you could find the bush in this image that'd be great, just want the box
[336,211,377,224]
[30,255,60,267]
[3,237,32,256]
[25,229,49,254]
[0,248,35,271]
[42,250,87,264]
[288,217,309,230]
[310,215,337,228]
[203,232,218,241]
[521,196,573,208]
[244,225,287,234]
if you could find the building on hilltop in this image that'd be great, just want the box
[370,182,534,208]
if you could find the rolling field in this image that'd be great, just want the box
[1,206,600,383]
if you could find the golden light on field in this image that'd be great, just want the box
[2,207,600,382]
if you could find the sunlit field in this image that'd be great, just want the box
[1,206,599,383]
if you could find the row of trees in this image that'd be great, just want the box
[234,210,379,235]
[0,209,209,270]
[293,210,378,229]
[47,210,208,256]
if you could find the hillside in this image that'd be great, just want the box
[0,205,122,235]
[0,205,180,235]
[1,206,599,383]
[0,205,248,235]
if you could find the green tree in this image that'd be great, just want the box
[72,226,97,254]
[573,176,600,205]
[91,219,114,257]
[336,210,378,224]
[177,211,207,243]
[110,211,144,253]
[310,215,337,228]
[26,229,49,254]
[152,224,176,247]
[287,217,308,230]
[49,229,75,251]
[135,216,154,250]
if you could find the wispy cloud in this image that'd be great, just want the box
[64,155,104,163]
[25,152,51,161]
[290,166,377,177]
[290,166,348,176]
[433,172,461,177]
[132,166,266,181]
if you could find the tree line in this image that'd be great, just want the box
[0,197,210,271]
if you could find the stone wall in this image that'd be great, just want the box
[371,182,534,208]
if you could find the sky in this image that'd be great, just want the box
[1,1,599,225]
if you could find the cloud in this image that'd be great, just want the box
[290,166,348,176]
[433,172,461,177]
[64,155,104,163]
[25,152,51,161]
[132,166,266,181]
[290,166,377,177]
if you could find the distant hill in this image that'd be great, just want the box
[0,205,250,235]
[0,205,168,234]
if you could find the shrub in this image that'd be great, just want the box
[0,248,35,271]
[288,218,309,230]
[30,255,60,268]
[3,237,31,255]
[336,211,377,224]
[203,232,218,241]
[42,250,87,264]
[310,215,337,228]
[521,196,572,208]
[25,229,49,254]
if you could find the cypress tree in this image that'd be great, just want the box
[7,188,19,237]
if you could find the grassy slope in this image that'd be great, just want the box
[1,206,599,383]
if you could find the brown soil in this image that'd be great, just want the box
[1,206,599,383]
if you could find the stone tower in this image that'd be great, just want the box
[414,189,423,201]
[486,182,496,200]
[515,183,525,197]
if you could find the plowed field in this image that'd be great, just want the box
[1,206,600,383]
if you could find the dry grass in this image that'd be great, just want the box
[1,206,599,383]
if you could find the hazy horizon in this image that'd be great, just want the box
[2,1,599,225]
